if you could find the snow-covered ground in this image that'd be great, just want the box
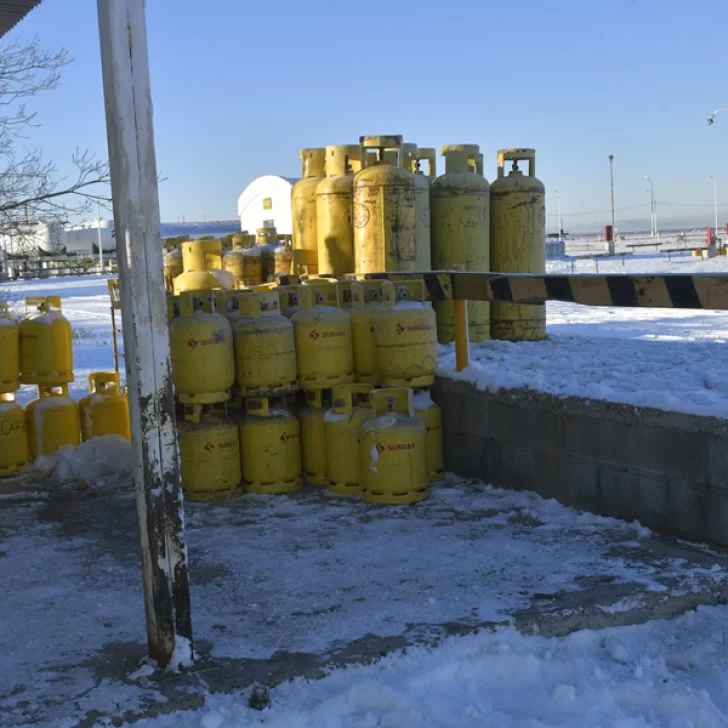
[123,606,728,727]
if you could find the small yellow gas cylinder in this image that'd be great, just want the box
[26,384,80,458]
[232,232,254,249]
[316,144,361,275]
[291,148,326,275]
[181,238,222,272]
[430,144,490,343]
[278,285,300,318]
[255,227,277,281]
[325,383,373,496]
[0,393,29,477]
[490,148,546,341]
[350,281,384,385]
[163,247,184,290]
[79,371,131,441]
[299,389,330,486]
[170,290,234,404]
[353,136,418,273]
[223,245,246,286]
[412,389,444,484]
[359,387,428,505]
[374,280,438,388]
[19,296,73,386]
[239,396,302,494]
[0,303,19,393]
[178,404,242,502]
[292,283,354,390]
[273,236,293,275]
[232,291,297,397]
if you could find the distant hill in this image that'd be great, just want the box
[160,220,240,238]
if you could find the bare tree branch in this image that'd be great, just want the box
[0,37,111,256]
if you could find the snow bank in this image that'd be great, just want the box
[30,435,133,488]
[119,605,728,727]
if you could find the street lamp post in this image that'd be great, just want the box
[608,155,615,252]
[645,176,656,237]
[555,189,562,238]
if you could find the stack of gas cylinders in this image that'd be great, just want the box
[289,136,546,343]
[0,296,130,479]
[167,278,444,505]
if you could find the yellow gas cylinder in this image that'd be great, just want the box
[412,389,444,484]
[173,269,222,293]
[431,144,490,343]
[255,227,277,281]
[350,280,384,384]
[178,404,242,502]
[273,237,293,275]
[292,283,354,390]
[19,296,73,386]
[223,245,246,286]
[181,238,222,272]
[242,245,264,285]
[413,147,436,271]
[353,136,418,273]
[0,393,29,477]
[278,285,299,318]
[359,387,428,505]
[291,148,326,275]
[239,396,302,493]
[214,289,244,325]
[170,290,234,404]
[316,144,361,275]
[163,247,184,290]
[374,280,438,387]
[232,232,253,249]
[299,389,330,486]
[0,303,19,393]
[490,148,546,341]
[325,383,373,496]
[26,385,80,459]
[79,371,131,441]
[232,290,297,397]
[166,294,181,326]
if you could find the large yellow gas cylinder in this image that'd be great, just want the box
[232,232,254,249]
[79,371,130,441]
[232,290,297,397]
[26,384,80,458]
[359,387,428,505]
[181,238,222,272]
[292,283,354,390]
[178,404,242,502]
[316,144,361,275]
[239,396,302,494]
[353,136,418,273]
[223,245,246,286]
[374,280,438,388]
[412,389,444,484]
[325,383,373,496]
[490,148,546,341]
[19,296,73,386]
[299,389,330,486]
[0,303,19,393]
[291,148,326,275]
[170,290,234,404]
[0,393,28,477]
[350,281,384,385]
[431,144,490,343]
[407,146,436,271]
[173,269,222,294]
[166,294,181,326]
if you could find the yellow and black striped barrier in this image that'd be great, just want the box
[364,271,728,311]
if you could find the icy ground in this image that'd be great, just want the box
[2,459,728,727]
[123,605,728,727]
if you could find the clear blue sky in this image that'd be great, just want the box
[9,0,728,232]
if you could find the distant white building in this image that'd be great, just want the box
[237,175,296,235]
[65,218,115,254]
[0,221,67,256]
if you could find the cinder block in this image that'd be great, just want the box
[565,455,600,512]
[564,416,630,464]
[667,478,709,542]
[628,428,706,479]
[598,465,640,522]
[707,486,728,545]
[443,431,487,480]
[636,471,670,532]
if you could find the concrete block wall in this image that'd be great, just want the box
[432,378,728,547]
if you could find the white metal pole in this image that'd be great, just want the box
[96,200,104,272]
[97,0,192,669]
[645,176,654,236]
[556,190,562,238]
[713,175,719,236]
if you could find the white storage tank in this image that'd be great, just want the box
[237,175,295,235]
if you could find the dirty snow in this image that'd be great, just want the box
[120,605,728,728]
